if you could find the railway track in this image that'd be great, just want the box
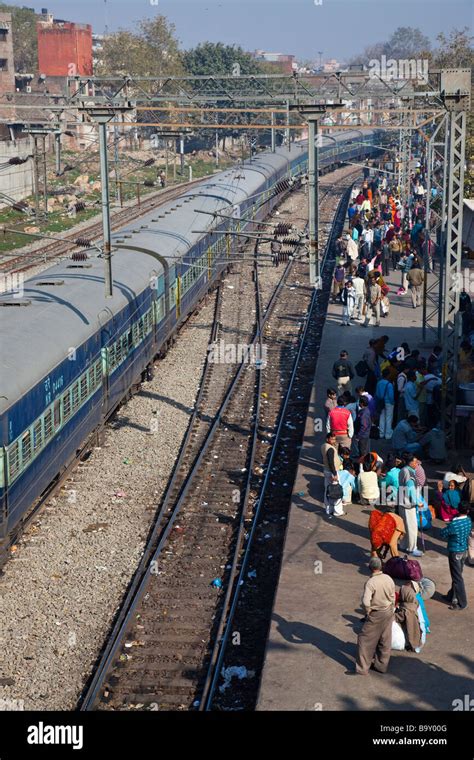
[0,175,213,275]
[79,173,356,711]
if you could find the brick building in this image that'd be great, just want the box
[0,13,15,97]
[37,14,93,77]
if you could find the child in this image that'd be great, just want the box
[433,481,459,522]
[444,480,462,510]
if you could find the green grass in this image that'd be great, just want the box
[0,155,234,254]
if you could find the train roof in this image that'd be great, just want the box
[0,144,305,413]
[0,130,381,413]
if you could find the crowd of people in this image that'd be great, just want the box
[314,156,474,676]
[331,163,439,327]
[320,333,473,676]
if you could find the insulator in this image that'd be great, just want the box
[71,250,88,261]
[144,179,155,187]
[75,201,86,212]
[9,156,28,165]
[282,237,300,246]
[64,131,74,137]
[144,158,155,167]
[63,164,74,172]
[74,237,92,248]
[275,223,291,235]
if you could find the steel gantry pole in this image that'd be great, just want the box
[441,109,467,444]
[308,117,319,287]
[55,131,61,176]
[438,69,470,446]
[422,113,448,342]
[98,119,113,298]
[271,111,276,153]
[79,102,134,298]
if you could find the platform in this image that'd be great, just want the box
[257,266,474,711]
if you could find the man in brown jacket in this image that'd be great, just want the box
[363,272,382,327]
[406,263,425,308]
[354,557,395,675]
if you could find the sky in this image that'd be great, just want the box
[10,0,474,61]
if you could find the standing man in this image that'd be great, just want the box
[327,396,354,449]
[406,260,425,308]
[441,503,472,610]
[355,557,395,675]
[341,280,356,326]
[398,454,423,557]
[332,350,355,396]
[352,272,365,321]
[332,262,346,302]
[375,368,395,440]
[354,396,372,458]
[381,237,391,277]
[320,432,344,517]
[363,272,382,328]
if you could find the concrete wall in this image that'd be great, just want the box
[0,138,33,207]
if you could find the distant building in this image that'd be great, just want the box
[92,34,104,70]
[37,9,93,77]
[0,13,15,97]
[253,50,295,74]
[323,59,340,73]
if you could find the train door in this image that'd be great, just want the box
[98,308,114,418]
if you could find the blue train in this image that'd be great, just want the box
[0,130,383,549]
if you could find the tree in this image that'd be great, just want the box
[432,27,473,68]
[98,15,184,78]
[349,26,431,65]
[182,43,275,150]
[384,27,431,59]
[0,3,38,73]
[183,42,266,77]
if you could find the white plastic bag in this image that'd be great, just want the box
[391,621,406,651]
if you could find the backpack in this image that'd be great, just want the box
[326,482,343,503]
[383,556,423,581]
[355,359,369,377]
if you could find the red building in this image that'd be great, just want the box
[37,17,93,77]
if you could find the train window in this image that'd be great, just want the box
[54,399,61,429]
[132,322,139,345]
[63,389,72,421]
[80,375,88,404]
[95,360,102,386]
[33,420,43,453]
[21,430,32,466]
[127,330,133,351]
[71,383,80,411]
[44,409,53,441]
[8,442,20,481]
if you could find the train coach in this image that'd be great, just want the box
[0,129,383,552]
